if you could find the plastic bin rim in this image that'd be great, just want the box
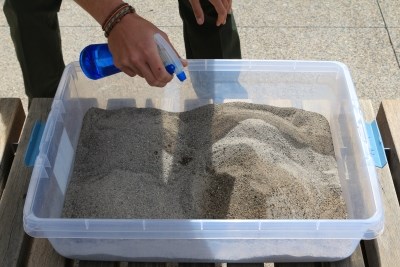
[69,59,349,65]
[24,214,384,230]
[24,214,383,240]
[67,59,350,75]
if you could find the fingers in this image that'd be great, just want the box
[221,0,229,9]
[209,0,228,26]
[120,66,137,77]
[117,53,171,87]
[115,37,184,87]
[181,58,188,67]
[190,0,231,26]
[139,63,162,87]
[227,0,232,14]
[145,48,174,86]
[189,0,204,25]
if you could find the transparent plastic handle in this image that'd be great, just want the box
[154,33,186,81]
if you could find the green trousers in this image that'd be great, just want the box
[3,0,65,100]
[3,0,241,99]
[178,0,241,59]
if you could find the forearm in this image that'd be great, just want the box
[74,0,124,25]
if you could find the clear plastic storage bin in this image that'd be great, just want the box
[23,60,383,262]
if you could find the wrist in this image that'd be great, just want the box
[74,0,125,26]
[103,4,136,37]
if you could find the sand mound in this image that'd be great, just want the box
[62,102,347,219]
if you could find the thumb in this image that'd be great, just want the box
[189,0,204,25]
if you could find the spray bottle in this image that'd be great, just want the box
[79,33,186,81]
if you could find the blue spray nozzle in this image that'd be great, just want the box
[176,72,187,82]
[79,34,186,81]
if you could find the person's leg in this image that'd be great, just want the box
[178,0,241,59]
[4,0,65,101]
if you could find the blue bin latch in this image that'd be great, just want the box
[365,120,387,168]
[24,120,46,167]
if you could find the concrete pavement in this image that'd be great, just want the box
[1,0,399,111]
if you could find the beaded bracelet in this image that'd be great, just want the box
[102,3,135,38]
[101,3,128,30]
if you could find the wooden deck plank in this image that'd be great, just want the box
[361,99,400,267]
[376,99,400,199]
[127,263,167,267]
[275,263,315,267]
[323,246,365,267]
[274,245,365,267]
[0,98,25,198]
[79,261,118,267]
[0,99,54,267]
[227,264,264,267]
[179,264,215,267]
[26,238,67,267]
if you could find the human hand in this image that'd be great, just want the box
[189,0,232,26]
[107,13,187,87]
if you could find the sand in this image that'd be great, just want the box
[62,102,347,219]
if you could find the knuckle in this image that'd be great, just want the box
[158,71,172,82]
[114,62,123,70]
[164,74,173,82]
[113,58,125,69]
[128,55,141,65]
[159,81,168,87]
[220,9,228,16]
[146,77,158,86]
[142,49,153,59]
[118,57,131,67]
